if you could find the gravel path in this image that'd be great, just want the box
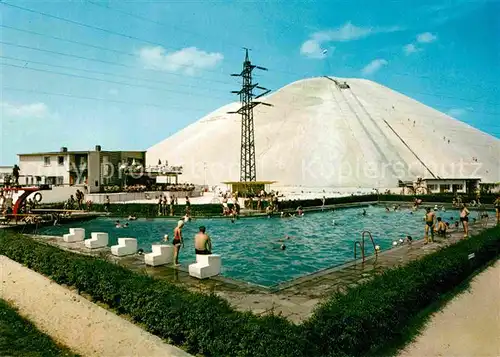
[399,259,500,357]
[0,255,193,357]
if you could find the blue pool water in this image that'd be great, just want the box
[36,206,479,287]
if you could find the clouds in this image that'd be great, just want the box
[0,101,50,119]
[403,43,420,55]
[447,107,473,118]
[403,32,438,55]
[362,59,388,75]
[300,22,401,59]
[139,46,223,75]
[416,32,437,43]
[300,40,333,59]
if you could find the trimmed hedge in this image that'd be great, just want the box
[0,227,498,357]
[40,192,496,218]
[379,193,497,204]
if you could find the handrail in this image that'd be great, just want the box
[362,231,378,257]
[354,241,364,261]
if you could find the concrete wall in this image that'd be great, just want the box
[87,188,202,203]
[27,186,80,203]
[87,152,101,193]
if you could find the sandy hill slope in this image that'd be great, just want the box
[147,77,499,188]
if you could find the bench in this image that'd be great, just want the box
[84,232,109,249]
[110,238,137,256]
[144,244,173,266]
[189,254,221,279]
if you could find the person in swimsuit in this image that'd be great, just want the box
[424,207,435,244]
[494,195,500,226]
[460,203,470,238]
[194,226,212,255]
[173,220,184,266]
[435,217,447,237]
[185,196,191,217]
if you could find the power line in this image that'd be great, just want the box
[0,41,233,86]
[2,24,496,107]
[0,24,138,58]
[1,1,230,78]
[0,54,230,95]
[1,86,214,112]
[86,0,246,51]
[4,2,496,107]
[1,61,231,100]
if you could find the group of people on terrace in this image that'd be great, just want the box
[101,183,196,194]
[157,195,191,217]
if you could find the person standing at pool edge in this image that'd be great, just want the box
[424,207,435,244]
[173,220,184,266]
[194,226,212,255]
[460,203,470,238]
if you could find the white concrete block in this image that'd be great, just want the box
[144,244,174,266]
[189,254,221,279]
[84,232,109,249]
[62,228,85,243]
[110,238,137,257]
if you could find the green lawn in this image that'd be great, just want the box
[0,298,78,357]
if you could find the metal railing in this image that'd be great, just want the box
[354,230,378,263]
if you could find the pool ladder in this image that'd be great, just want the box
[354,231,378,263]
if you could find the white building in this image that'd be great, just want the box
[18,145,145,193]
[423,178,481,194]
[0,166,12,186]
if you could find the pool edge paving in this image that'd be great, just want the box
[26,217,497,324]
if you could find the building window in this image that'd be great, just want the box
[427,184,438,191]
[44,156,51,166]
[440,184,450,191]
[57,176,64,185]
[58,156,64,166]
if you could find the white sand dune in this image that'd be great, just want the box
[147,77,500,189]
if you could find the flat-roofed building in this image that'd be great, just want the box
[18,145,145,193]
[0,166,13,186]
[423,178,481,194]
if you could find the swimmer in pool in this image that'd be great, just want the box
[362,209,366,216]
[115,220,122,228]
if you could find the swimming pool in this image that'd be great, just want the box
[35,205,478,287]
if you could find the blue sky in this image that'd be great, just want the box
[1,0,498,165]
